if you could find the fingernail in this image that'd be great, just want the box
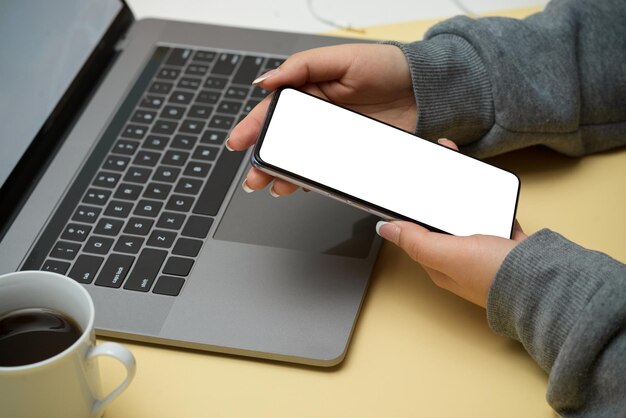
[269,185,280,198]
[242,180,254,193]
[252,68,279,85]
[225,138,234,151]
[376,221,400,244]
[437,138,448,145]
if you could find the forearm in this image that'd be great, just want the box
[488,229,626,416]
[393,0,626,158]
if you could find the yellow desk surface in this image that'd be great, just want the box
[100,8,626,418]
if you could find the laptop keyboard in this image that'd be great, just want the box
[21,46,285,296]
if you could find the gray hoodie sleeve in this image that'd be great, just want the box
[389,0,626,415]
[391,0,626,158]
[489,230,626,416]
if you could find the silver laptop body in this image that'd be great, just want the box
[0,2,380,366]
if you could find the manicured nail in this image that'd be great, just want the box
[225,138,234,151]
[252,68,279,85]
[376,221,400,244]
[269,185,280,198]
[242,180,254,193]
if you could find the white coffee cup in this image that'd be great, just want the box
[0,271,136,418]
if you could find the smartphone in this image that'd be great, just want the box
[251,88,520,239]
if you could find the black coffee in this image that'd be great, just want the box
[0,307,82,367]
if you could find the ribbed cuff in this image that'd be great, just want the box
[487,229,609,372]
[385,35,494,145]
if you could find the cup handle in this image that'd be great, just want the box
[88,342,136,417]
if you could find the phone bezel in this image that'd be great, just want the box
[251,88,520,238]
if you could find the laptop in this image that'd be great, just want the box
[0,0,380,366]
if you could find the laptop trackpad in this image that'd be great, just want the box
[214,185,378,258]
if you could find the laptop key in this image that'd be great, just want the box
[208,115,234,130]
[140,95,165,109]
[165,48,191,67]
[41,259,71,275]
[103,155,131,172]
[121,124,148,140]
[72,205,101,223]
[134,199,163,217]
[183,162,211,178]
[200,130,227,145]
[83,188,111,205]
[148,81,173,95]
[169,90,194,105]
[156,212,186,230]
[124,166,152,183]
[49,241,81,261]
[124,248,168,292]
[172,238,203,257]
[174,178,203,195]
[68,255,104,284]
[112,139,140,155]
[165,194,195,212]
[95,254,135,288]
[133,150,161,167]
[185,64,209,77]
[114,183,143,201]
[212,53,241,76]
[153,276,185,296]
[193,50,216,63]
[195,90,220,105]
[182,215,213,239]
[123,217,154,236]
[232,56,264,85]
[224,86,249,101]
[147,230,177,248]
[114,235,145,254]
[94,218,124,236]
[187,104,213,119]
[61,223,92,242]
[204,76,227,90]
[143,182,172,200]
[216,100,242,115]
[143,135,169,150]
[131,110,157,124]
[171,135,197,150]
[162,150,189,167]
[192,146,219,162]
[93,171,121,188]
[193,148,245,216]
[104,200,133,218]
[160,105,185,120]
[178,77,202,90]
[156,67,180,80]
[153,166,181,183]
[83,236,114,255]
[179,119,204,135]
[163,256,194,276]
[151,120,178,135]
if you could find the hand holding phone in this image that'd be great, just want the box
[251,88,520,239]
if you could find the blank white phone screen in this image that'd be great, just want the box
[259,89,519,238]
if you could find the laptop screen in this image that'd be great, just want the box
[0,0,122,189]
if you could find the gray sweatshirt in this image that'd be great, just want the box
[392,0,626,416]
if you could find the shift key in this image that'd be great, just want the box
[95,254,135,288]
[124,248,167,292]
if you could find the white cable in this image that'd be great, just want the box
[450,0,478,17]
[306,0,366,33]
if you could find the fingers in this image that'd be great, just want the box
[437,138,459,151]
[225,94,272,151]
[377,220,519,306]
[241,168,299,196]
[252,45,355,91]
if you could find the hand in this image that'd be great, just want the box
[226,43,416,196]
[377,138,528,308]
